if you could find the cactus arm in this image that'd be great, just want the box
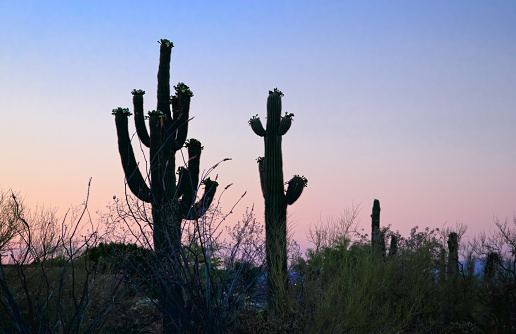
[285,175,307,205]
[178,139,202,211]
[183,178,219,220]
[249,115,265,137]
[132,90,150,147]
[176,167,188,199]
[277,113,294,136]
[178,139,216,220]
[114,110,152,202]
[171,87,192,147]
[166,84,192,151]
[165,95,182,151]
[257,157,267,198]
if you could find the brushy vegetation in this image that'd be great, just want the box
[2,189,515,333]
[232,221,515,334]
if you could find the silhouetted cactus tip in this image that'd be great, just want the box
[174,82,193,97]
[147,110,166,118]
[131,89,145,95]
[111,107,131,116]
[185,138,203,150]
[158,39,173,47]
[202,177,218,187]
[286,175,308,187]
[269,87,284,96]
[248,114,260,124]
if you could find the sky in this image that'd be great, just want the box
[1,1,515,251]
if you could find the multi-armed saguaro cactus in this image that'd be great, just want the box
[112,39,218,330]
[249,88,307,311]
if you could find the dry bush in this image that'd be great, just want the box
[0,182,129,333]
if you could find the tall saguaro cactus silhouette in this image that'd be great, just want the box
[113,39,218,332]
[249,88,307,311]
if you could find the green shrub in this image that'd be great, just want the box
[85,242,153,276]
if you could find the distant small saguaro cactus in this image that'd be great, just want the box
[389,235,398,257]
[249,88,307,312]
[371,199,386,256]
[447,232,459,276]
[483,251,501,283]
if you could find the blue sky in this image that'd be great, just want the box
[1,1,515,249]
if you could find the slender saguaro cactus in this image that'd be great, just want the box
[113,39,218,332]
[483,251,501,283]
[249,88,307,312]
[371,199,386,256]
[388,235,398,257]
[447,232,459,276]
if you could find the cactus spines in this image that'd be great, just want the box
[113,40,217,331]
[131,90,150,147]
[249,89,307,312]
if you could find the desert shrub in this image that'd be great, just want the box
[469,217,516,333]
[283,225,487,333]
[292,238,438,333]
[85,241,153,275]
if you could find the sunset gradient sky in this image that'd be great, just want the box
[1,1,515,249]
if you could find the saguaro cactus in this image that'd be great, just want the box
[249,88,307,311]
[388,235,398,257]
[371,199,386,256]
[447,232,459,276]
[483,251,501,283]
[113,39,218,332]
